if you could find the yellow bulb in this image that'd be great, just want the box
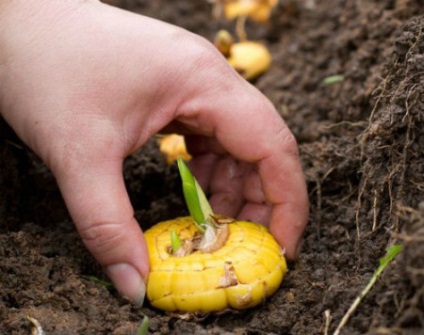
[214,29,234,57]
[224,0,278,23]
[227,41,272,80]
[145,216,287,312]
[158,134,191,165]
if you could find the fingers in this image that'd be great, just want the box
[238,167,271,224]
[186,139,253,219]
[53,157,149,305]
[208,157,248,218]
[178,83,310,259]
[258,148,309,259]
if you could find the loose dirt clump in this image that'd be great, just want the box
[1,1,424,334]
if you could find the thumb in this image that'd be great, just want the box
[53,157,149,305]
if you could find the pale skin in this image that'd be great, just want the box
[0,0,309,304]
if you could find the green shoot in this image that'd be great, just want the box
[333,244,403,335]
[137,316,149,335]
[177,158,214,232]
[323,74,344,85]
[84,276,114,288]
[170,230,182,254]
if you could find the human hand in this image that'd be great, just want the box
[0,0,309,304]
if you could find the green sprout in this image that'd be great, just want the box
[84,275,114,288]
[323,74,344,85]
[333,244,403,335]
[137,316,149,335]
[177,158,214,233]
[170,230,182,254]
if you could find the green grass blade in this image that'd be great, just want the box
[83,276,114,288]
[177,159,213,231]
[194,178,213,225]
[137,316,149,335]
[177,158,204,225]
[323,74,344,85]
[333,244,403,335]
[375,244,403,277]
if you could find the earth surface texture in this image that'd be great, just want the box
[1,1,424,334]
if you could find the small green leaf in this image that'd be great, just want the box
[170,230,182,254]
[84,276,114,288]
[177,159,213,231]
[323,74,344,85]
[194,178,213,227]
[177,159,204,225]
[375,244,403,277]
[137,316,149,335]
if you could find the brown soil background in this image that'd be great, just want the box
[1,1,424,334]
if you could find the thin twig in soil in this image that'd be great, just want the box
[404,23,422,65]
[313,166,335,239]
[324,309,332,335]
[372,189,379,231]
[322,120,367,130]
[27,316,45,335]
[355,175,368,239]
[388,89,415,232]
[393,233,424,242]
[358,69,391,161]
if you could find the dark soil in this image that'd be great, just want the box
[1,1,424,334]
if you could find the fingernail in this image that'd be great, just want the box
[106,263,146,306]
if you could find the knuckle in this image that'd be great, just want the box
[78,221,124,257]
[183,34,229,76]
[277,125,299,157]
